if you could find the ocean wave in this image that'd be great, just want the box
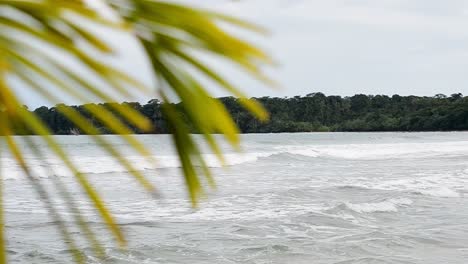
[0,152,277,179]
[342,198,413,213]
[3,139,468,180]
[413,187,460,198]
[275,141,468,160]
[335,175,464,199]
[373,175,464,198]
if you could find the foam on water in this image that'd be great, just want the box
[0,152,276,179]
[414,187,461,198]
[5,133,468,263]
[4,139,468,180]
[343,198,413,213]
[277,141,468,160]
[335,174,465,199]
[376,176,464,198]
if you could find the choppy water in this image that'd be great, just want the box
[2,132,468,263]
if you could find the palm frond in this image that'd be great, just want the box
[0,0,272,262]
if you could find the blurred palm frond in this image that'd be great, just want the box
[0,0,271,262]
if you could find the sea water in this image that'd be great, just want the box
[2,132,468,263]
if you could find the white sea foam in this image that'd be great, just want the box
[344,198,413,213]
[4,139,468,181]
[336,174,465,199]
[415,187,460,198]
[5,133,468,263]
[276,141,468,160]
[201,152,276,168]
[279,147,320,157]
[0,152,277,180]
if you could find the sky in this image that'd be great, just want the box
[15,0,468,107]
[180,0,468,98]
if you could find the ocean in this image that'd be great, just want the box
[2,132,468,263]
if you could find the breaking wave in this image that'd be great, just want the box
[3,140,468,180]
[0,152,277,180]
[342,198,413,213]
[276,141,468,160]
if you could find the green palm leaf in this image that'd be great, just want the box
[0,0,271,262]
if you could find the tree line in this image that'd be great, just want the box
[24,93,468,134]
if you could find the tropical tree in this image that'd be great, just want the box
[0,1,271,263]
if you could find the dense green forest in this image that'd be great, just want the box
[26,93,468,134]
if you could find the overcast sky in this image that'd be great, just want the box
[17,0,468,107]
[182,0,468,98]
